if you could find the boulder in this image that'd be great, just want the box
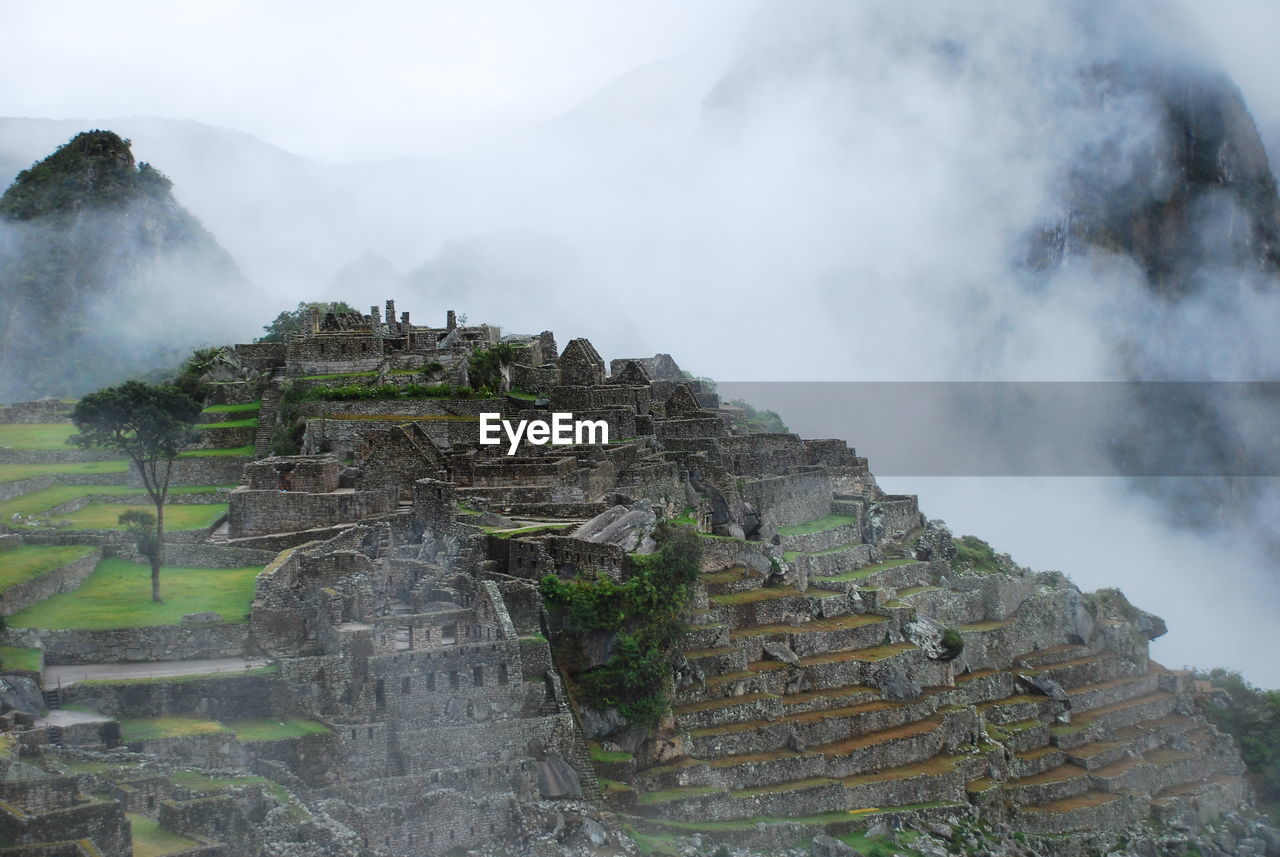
[581,705,627,740]
[1019,672,1069,705]
[535,758,583,799]
[572,501,657,554]
[873,665,922,701]
[580,817,607,847]
[0,676,43,716]
[905,616,947,659]
[762,641,801,667]
[811,833,858,856]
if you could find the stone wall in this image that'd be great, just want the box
[0,777,131,857]
[0,473,125,503]
[227,487,389,537]
[0,402,71,423]
[64,671,286,720]
[1,548,101,617]
[18,623,253,665]
[128,456,251,488]
[740,469,833,535]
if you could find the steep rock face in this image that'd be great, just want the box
[1036,66,1280,298]
[0,130,253,402]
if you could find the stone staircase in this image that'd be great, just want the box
[253,369,286,456]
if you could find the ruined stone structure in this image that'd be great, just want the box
[0,300,1273,857]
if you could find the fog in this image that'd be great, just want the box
[3,1,1279,682]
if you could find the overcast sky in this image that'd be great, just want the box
[0,0,743,162]
[4,1,1272,164]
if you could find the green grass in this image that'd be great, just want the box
[168,770,307,821]
[952,535,1003,574]
[297,370,379,380]
[0,645,42,672]
[776,514,859,537]
[506,390,538,401]
[0,460,129,483]
[487,523,574,539]
[229,717,331,742]
[7,557,259,630]
[589,743,635,763]
[0,485,229,524]
[0,423,79,450]
[119,716,229,741]
[129,814,200,857]
[37,502,227,532]
[194,417,258,429]
[0,544,95,591]
[671,507,697,526]
[814,558,918,583]
[178,445,254,458]
[79,665,279,686]
[0,484,146,519]
[636,785,722,806]
[202,402,261,414]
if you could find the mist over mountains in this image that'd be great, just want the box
[2,0,1280,679]
[0,130,255,402]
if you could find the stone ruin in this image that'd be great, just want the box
[0,299,1273,857]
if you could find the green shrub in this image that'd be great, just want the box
[468,343,515,391]
[540,526,701,727]
[940,627,964,660]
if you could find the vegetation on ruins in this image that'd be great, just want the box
[171,347,223,402]
[939,627,965,661]
[300,383,480,402]
[69,381,202,601]
[467,342,515,392]
[540,525,702,728]
[257,300,359,342]
[727,398,789,434]
[949,535,1014,575]
[1195,668,1280,819]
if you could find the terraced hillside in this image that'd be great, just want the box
[594,507,1246,848]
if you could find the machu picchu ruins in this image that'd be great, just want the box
[1,300,1274,857]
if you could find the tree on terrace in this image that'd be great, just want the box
[69,381,201,602]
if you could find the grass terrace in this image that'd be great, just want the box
[0,484,144,519]
[229,717,331,742]
[776,514,859,537]
[8,500,228,532]
[0,423,79,450]
[129,814,201,857]
[167,771,308,821]
[119,715,229,741]
[486,523,575,539]
[0,544,95,592]
[0,645,41,672]
[202,402,261,414]
[78,665,279,687]
[179,445,254,458]
[0,484,229,522]
[7,557,259,629]
[194,417,258,429]
[813,558,919,583]
[589,743,635,763]
[0,460,129,482]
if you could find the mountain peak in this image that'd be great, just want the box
[0,129,173,221]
